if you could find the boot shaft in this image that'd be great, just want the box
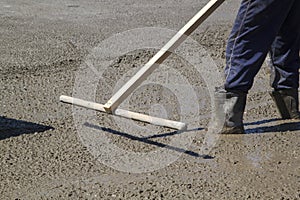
[212,89,247,134]
[270,89,300,119]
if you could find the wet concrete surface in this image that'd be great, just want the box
[0,0,299,199]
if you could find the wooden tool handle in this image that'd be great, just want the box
[104,0,225,112]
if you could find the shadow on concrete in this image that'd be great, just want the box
[84,122,213,159]
[245,119,300,134]
[244,118,281,126]
[0,116,54,140]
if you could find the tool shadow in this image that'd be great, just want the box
[0,116,54,140]
[84,122,213,159]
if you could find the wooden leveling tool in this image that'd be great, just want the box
[60,0,225,130]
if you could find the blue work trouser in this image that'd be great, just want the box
[224,0,300,93]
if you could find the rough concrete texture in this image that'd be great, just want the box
[0,0,299,199]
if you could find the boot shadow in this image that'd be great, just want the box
[245,118,300,134]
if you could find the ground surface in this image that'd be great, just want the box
[0,0,299,199]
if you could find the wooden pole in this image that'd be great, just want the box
[103,0,225,112]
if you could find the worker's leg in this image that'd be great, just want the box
[214,0,296,133]
[269,0,300,119]
[225,0,296,92]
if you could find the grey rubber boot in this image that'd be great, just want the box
[212,88,247,134]
[269,89,300,119]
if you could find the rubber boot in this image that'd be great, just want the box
[212,88,247,134]
[269,89,300,119]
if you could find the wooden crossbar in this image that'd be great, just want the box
[60,95,187,130]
